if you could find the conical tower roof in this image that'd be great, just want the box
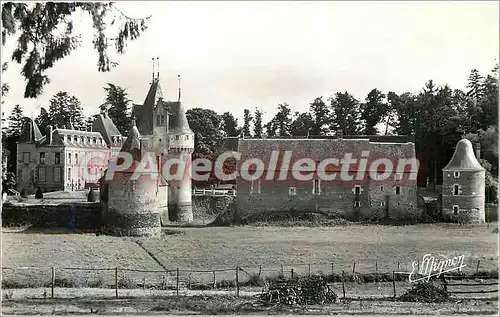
[443,139,484,171]
[119,125,142,162]
[137,78,163,135]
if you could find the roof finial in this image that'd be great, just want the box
[178,74,181,102]
[156,57,160,80]
[151,57,155,84]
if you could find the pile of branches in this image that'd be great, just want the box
[399,282,450,303]
[259,275,337,305]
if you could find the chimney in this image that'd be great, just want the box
[48,126,53,145]
[474,142,481,160]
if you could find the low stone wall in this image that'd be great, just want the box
[2,202,101,230]
[2,196,235,230]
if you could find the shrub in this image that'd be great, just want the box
[20,189,28,198]
[35,187,43,199]
[399,281,450,303]
[87,188,97,202]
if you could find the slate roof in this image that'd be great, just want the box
[163,101,193,135]
[50,129,109,149]
[443,139,485,171]
[120,126,142,162]
[137,79,163,135]
[92,113,122,146]
[230,138,416,173]
[19,118,44,143]
[133,79,192,136]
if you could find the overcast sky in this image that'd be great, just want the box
[1,1,498,126]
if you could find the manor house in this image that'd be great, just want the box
[223,135,421,221]
[16,114,123,194]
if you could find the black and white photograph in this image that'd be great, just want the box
[0,1,498,315]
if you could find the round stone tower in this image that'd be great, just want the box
[442,139,485,223]
[165,101,194,223]
[105,126,162,236]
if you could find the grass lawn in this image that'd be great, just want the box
[2,223,498,287]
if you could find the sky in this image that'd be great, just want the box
[1,1,499,127]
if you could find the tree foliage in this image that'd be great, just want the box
[253,107,263,138]
[1,2,150,98]
[220,111,240,137]
[309,97,330,136]
[290,112,314,137]
[100,83,132,134]
[242,109,253,137]
[360,88,388,135]
[265,103,292,137]
[48,91,85,129]
[185,108,224,159]
[329,92,360,135]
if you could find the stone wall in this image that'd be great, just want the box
[442,170,485,223]
[2,202,100,229]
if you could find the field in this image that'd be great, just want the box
[2,223,498,288]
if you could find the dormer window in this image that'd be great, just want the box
[73,136,78,143]
[157,115,165,126]
[454,171,460,178]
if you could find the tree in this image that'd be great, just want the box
[220,112,240,137]
[359,88,388,135]
[100,83,132,134]
[35,107,50,135]
[48,91,84,129]
[185,108,224,159]
[328,92,361,135]
[466,69,484,100]
[309,97,330,136]
[290,112,314,137]
[1,2,151,98]
[253,108,263,138]
[266,103,293,137]
[477,67,499,130]
[85,116,95,132]
[6,104,26,138]
[242,109,253,137]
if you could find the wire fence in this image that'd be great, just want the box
[2,258,498,300]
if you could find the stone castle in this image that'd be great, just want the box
[100,74,194,236]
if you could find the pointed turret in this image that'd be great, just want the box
[443,139,484,171]
[137,78,163,135]
[120,125,142,162]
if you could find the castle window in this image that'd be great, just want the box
[68,153,72,165]
[397,202,401,206]
[453,205,459,215]
[73,136,78,143]
[186,135,189,140]
[313,179,321,195]
[68,168,72,181]
[39,152,45,165]
[453,184,460,195]
[289,187,297,196]
[354,185,361,195]
[39,167,46,182]
[454,171,460,178]
[380,185,384,192]
[380,201,385,207]
[395,186,401,195]
[354,201,361,207]
[176,135,180,140]
[54,153,61,165]
[54,167,61,182]
[157,115,165,126]
[23,152,30,164]
[75,153,78,164]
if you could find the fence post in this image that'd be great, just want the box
[397,261,400,271]
[375,261,378,274]
[308,264,311,276]
[51,266,55,299]
[235,266,240,297]
[331,263,334,276]
[114,267,118,298]
[258,265,262,279]
[213,271,216,289]
[291,268,294,279]
[441,274,448,293]
[188,273,191,290]
[476,260,481,274]
[176,268,180,296]
[352,262,356,275]
[342,271,346,299]
[162,275,166,290]
[392,271,396,298]
[281,264,284,276]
